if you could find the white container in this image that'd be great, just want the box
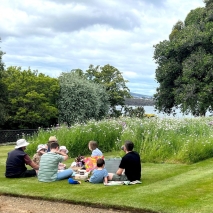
[75,173,89,180]
[78,169,86,175]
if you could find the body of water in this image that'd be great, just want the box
[143,106,212,118]
[117,105,212,118]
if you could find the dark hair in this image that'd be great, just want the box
[97,158,105,167]
[124,140,134,151]
[50,142,59,149]
[89,141,98,150]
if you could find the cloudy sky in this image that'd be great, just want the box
[0,0,205,96]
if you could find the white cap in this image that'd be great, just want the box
[37,144,47,152]
[59,146,68,153]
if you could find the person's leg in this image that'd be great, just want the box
[119,175,129,181]
[108,173,114,180]
[57,168,73,180]
[20,170,36,178]
[110,174,129,181]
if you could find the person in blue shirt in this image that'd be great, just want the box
[88,140,103,157]
[89,158,108,184]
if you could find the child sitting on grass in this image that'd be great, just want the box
[89,158,108,184]
[32,144,47,166]
[58,146,68,171]
[88,140,103,157]
[82,141,104,172]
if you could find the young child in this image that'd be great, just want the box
[88,141,103,157]
[58,146,68,171]
[89,158,108,184]
[82,141,104,172]
[32,144,47,166]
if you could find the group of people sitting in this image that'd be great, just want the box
[5,136,141,184]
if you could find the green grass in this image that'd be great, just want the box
[1,145,213,213]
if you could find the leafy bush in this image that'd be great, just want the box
[58,72,110,125]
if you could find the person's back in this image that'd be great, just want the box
[5,139,39,178]
[38,142,73,182]
[108,140,141,182]
[89,158,108,184]
[120,151,141,181]
[38,152,63,182]
[6,149,27,177]
[88,141,103,157]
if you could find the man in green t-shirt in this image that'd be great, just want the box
[38,142,73,182]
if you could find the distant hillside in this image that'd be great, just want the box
[125,98,154,106]
[130,92,153,99]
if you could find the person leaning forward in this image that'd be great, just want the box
[108,140,141,182]
[5,139,39,178]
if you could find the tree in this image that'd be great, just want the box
[0,38,8,126]
[153,1,213,116]
[169,20,184,41]
[85,64,131,113]
[58,71,110,125]
[2,67,59,129]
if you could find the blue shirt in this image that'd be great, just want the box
[89,168,108,183]
[91,148,103,157]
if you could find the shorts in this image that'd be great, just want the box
[111,174,129,181]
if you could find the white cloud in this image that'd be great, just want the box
[0,0,205,96]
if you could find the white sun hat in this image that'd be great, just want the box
[37,144,47,152]
[15,139,29,149]
[59,146,69,154]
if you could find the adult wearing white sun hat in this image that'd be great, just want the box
[5,139,39,178]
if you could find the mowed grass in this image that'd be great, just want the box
[1,145,213,213]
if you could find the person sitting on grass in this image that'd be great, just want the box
[32,144,47,166]
[88,140,103,157]
[88,158,109,184]
[71,140,104,170]
[82,141,104,172]
[5,139,39,178]
[108,140,141,182]
[58,145,68,171]
[38,142,73,182]
[46,136,58,152]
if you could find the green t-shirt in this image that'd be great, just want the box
[38,152,64,182]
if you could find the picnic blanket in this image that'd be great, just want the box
[104,158,121,173]
[104,180,142,186]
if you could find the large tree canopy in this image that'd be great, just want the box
[2,67,59,129]
[154,0,213,116]
[85,64,131,108]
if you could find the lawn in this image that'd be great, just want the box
[1,145,213,213]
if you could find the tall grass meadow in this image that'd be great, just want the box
[25,117,213,164]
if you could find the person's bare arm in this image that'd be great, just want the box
[29,161,39,170]
[103,176,108,184]
[24,155,39,170]
[116,168,124,175]
[55,151,69,161]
